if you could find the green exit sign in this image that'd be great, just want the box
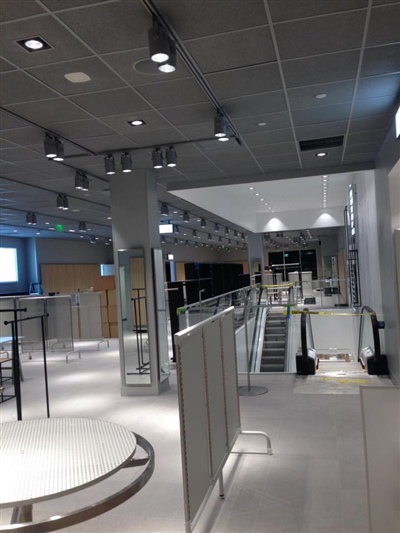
[56,224,64,232]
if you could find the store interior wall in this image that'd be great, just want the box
[0,236,30,294]
[373,122,400,384]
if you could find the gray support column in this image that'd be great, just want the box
[110,169,169,395]
[247,232,265,285]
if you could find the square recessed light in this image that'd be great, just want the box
[17,36,52,52]
[128,119,146,127]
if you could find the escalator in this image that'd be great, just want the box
[296,306,388,375]
[261,312,286,372]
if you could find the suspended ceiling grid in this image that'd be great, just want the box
[0,0,399,244]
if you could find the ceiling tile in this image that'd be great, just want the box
[347,129,387,145]
[352,94,398,118]
[101,111,172,136]
[367,4,400,47]
[5,98,91,123]
[126,128,187,147]
[292,103,351,126]
[196,138,242,152]
[205,148,260,162]
[185,27,275,74]
[295,120,348,140]
[345,142,381,154]
[0,0,45,22]
[372,0,400,5]
[136,78,208,108]
[282,50,359,88]
[171,170,225,181]
[0,15,92,68]
[301,155,342,168]
[69,88,151,117]
[349,114,391,133]
[0,139,17,150]
[27,57,127,96]
[41,0,112,9]
[0,71,58,105]
[159,103,215,126]
[206,63,282,100]
[0,58,16,73]
[58,1,150,54]
[256,153,300,166]
[0,146,44,162]
[243,128,295,146]
[361,44,400,77]
[75,134,133,153]
[232,112,291,134]
[156,0,267,40]
[250,142,298,157]
[262,161,301,173]
[356,73,400,99]
[102,48,192,86]
[342,152,376,164]
[300,147,344,161]
[269,0,368,22]
[47,119,116,139]
[0,126,46,146]
[287,80,355,110]
[175,122,214,140]
[0,111,29,130]
[275,10,366,60]
[222,91,287,118]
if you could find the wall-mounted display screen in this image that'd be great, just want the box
[0,247,18,282]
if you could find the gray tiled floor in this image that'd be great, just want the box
[0,341,383,532]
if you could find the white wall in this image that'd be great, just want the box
[256,206,344,233]
[310,313,360,356]
[371,123,400,384]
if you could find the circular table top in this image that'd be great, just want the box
[0,418,137,507]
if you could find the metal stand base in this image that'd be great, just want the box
[238,385,268,396]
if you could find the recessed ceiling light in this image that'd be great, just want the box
[248,187,254,190]
[322,175,329,178]
[258,122,266,126]
[255,193,260,196]
[17,36,52,52]
[315,152,328,157]
[64,72,91,83]
[129,119,146,126]
[315,93,327,99]
[45,221,50,225]
[107,216,112,220]
[260,198,264,201]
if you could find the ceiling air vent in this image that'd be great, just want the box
[299,136,344,152]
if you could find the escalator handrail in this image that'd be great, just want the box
[358,305,381,359]
[300,308,314,359]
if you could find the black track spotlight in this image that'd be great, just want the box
[161,203,169,216]
[183,211,190,223]
[148,19,170,63]
[165,146,177,167]
[214,113,229,139]
[225,227,229,236]
[192,229,197,238]
[26,212,37,225]
[121,152,132,173]
[152,148,163,169]
[53,137,64,161]
[81,173,89,192]
[90,236,96,244]
[161,235,166,244]
[208,233,212,241]
[104,154,116,175]
[44,133,57,158]
[158,38,176,73]
[200,218,206,228]
[75,171,84,190]
[214,223,219,233]
[79,221,87,232]
[173,224,180,234]
[56,193,69,210]
[174,238,178,246]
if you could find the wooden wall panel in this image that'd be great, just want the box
[130,257,147,327]
[41,264,100,295]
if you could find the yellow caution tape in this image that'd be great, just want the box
[291,310,376,316]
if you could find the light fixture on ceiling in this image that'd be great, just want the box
[315,93,327,99]
[26,212,37,225]
[200,218,206,228]
[44,133,57,158]
[185,240,189,246]
[53,137,64,161]
[75,171,89,191]
[121,152,132,173]
[241,233,245,239]
[165,146,177,167]
[174,238,178,246]
[104,154,116,174]
[214,113,229,139]
[64,72,91,83]
[173,224,179,234]
[56,193,69,210]
[161,203,169,216]
[214,223,219,233]
[315,152,328,157]
[225,227,229,236]
[158,39,176,73]
[148,19,170,63]
[161,235,166,244]
[192,229,197,238]
[234,230,238,238]
[152,148,163,169]
[89,236,96,244]
[79,221,87,232]
[129,119,146,126]
[208,233,212,240]
[17,36,51,52]
[183,211,190,223]
[218,236,222,243]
